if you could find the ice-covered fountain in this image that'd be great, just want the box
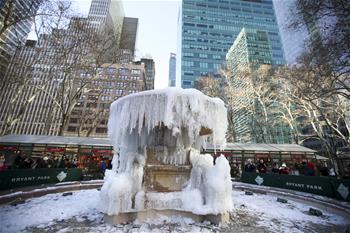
[100,87,232,224]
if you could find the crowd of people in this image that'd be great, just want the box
[240,158,338,177]
[0,152,79,171]
[18,153,78,169]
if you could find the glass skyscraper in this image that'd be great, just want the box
[168,53,176,87]
[273,0,309,64]
[179,0,285,88]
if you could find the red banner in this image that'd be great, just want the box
[0,146,18,151]
[47,148,65,152]
[92,149,112,154]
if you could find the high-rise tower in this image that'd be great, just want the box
[179,0,285,88]
[0,0,42,80]
[168,53,176,87]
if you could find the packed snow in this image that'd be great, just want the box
[0,189,349,233]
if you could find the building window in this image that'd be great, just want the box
[118,68,129,75]
[182,80,192,86]
[200,62,208,68]
[68,126,77,132]
[96,127,107,133]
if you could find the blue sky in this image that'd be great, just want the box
[72,0,180,89]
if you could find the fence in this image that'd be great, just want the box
[241,171,350,202]
[0,168,82,190]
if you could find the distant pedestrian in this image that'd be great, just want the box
[99,158,107,174]
[271,162,279,173]
[230,163,240,178]
[329,168,336,177]
[257,159,267,173]
[244,159,256,173]
[279,163,289,175]
[319,163,329,176]
[305,162,316,176]
[0,155,7,172]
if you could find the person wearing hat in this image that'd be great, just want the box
[279,163,289,175]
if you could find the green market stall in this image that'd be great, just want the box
[204,143,317,172]
[0,135,113,189]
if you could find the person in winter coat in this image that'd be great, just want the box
[244,159,256,173]
[279,163,289,175]
[257,159,267,173]
[271,162,279,173]
[305,162,316,176]
[0,155,7,171]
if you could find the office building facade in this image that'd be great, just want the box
[273,0,309,64]
[65,63,146,137]
[139,58,155,90]
[168,53,176,87]
[0,0,42,80]
[226,27,293,143]
[179,0,285,88]
[120,17,138,55]
[0,0,143,137]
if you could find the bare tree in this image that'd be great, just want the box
[275,65,349,174]
[222,64,290,143]
[195,74,222,98]
[0,0,126,136]
[288,0,350,100]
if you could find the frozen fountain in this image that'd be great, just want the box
[100,87,232,224]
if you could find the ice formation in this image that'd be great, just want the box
[108,87,227,152]
[100,87,232,218]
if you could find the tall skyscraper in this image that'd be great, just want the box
[140,58,155,90]
[226,27,273,142]
[0,0,42,80]
[273,0,309,64]
[88,0,124,36]
[168,53,176,87]
[119,17,138,54]
[226,27,292,144]
[179,0,285,88]
[226,28,272,71]
[88,0,127,62]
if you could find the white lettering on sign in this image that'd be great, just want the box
[286,182,305,188]
[37,176,50,180]
[285,182,323,191]
[10,176,51,182]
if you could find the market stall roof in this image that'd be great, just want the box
[315,155,329,160]
[0,134,112,147]
[205,143,316,154]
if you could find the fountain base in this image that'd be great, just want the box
[104,210,229,225]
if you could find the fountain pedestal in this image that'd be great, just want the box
[104,209,230,225]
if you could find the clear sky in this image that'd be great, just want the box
[72,0,180,89]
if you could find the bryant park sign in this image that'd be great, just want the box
[242,172,350,202]
[0,168,82,190]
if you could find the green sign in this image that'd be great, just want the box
[241,172,350,202]
[0,168,82,190]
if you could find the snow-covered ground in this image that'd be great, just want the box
[0,189,349,233]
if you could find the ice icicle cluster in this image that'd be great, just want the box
[99,152,145,215]
[100,87,231,216]
[108,87,227,150]
[138,151,233,215]
[183,150,233,214]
